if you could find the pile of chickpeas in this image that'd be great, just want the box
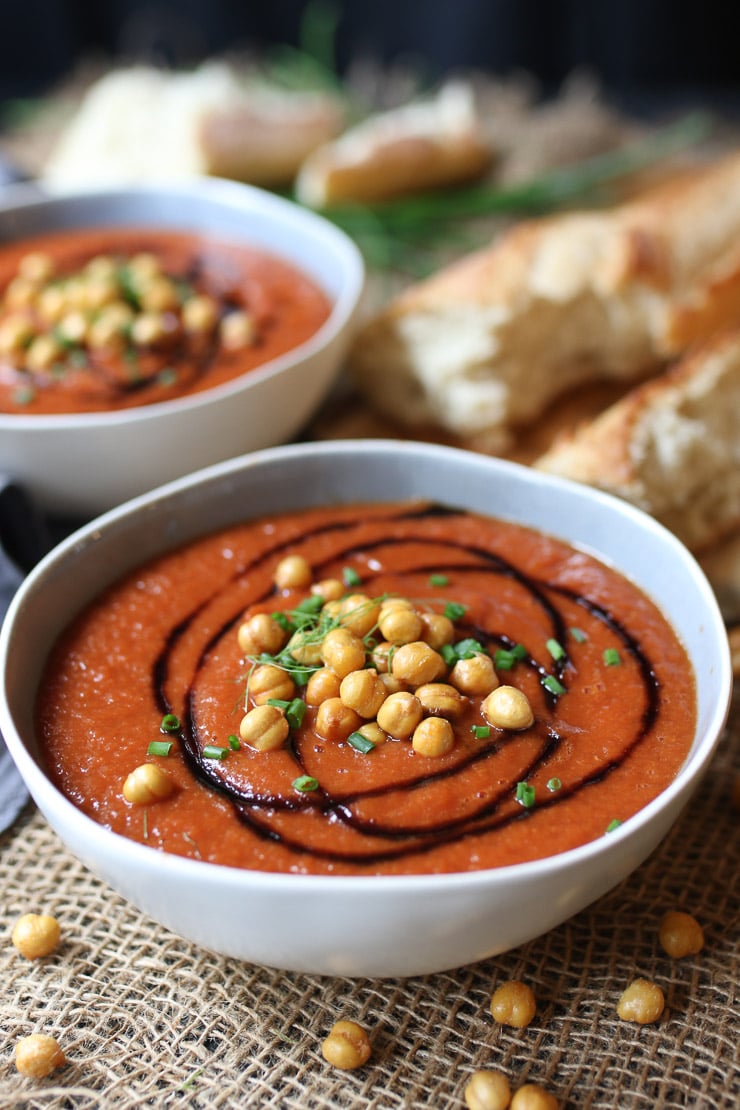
[237,552,535,759]
[0,249,255,382]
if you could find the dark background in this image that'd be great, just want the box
[1,0,739,112]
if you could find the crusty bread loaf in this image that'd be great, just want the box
[347,151,740,450]
[43,63,345,188]
[534,328,740,551]
[294,81,493,207]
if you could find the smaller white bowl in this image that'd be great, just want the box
[0,180,364,516]
[0,441,731,977]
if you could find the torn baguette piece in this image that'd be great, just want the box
[534,329,740,551]
[347,151,740,450]
[294,81,493,207]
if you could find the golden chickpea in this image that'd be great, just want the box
[412,716,454,757]
[123,763,175,805]
[419,611,455,650]
[339,668,387,718]
[391,641,446,686]
[658,911,704,958]
[490,980,537,1028]
[339,593,381,637]
[464,1069,511,1110]
[305,667,342,705]
[415,682,466,719]
[237,612,287,656]
[274,554,312,590]
[182,294,219,332]
[321,627,367,678]
[4,276,38,309]
[315,697,362,743]
[376,691,423,740]
[379,596,413,613]
[57,310,88,345]
[18,251,54,283]
[482,686,534,731]
[378,604,423,645]
[131,311,168,346]
[379,672,406,695]
[286,629,324,666]
[239,704,289,751]
[220,309,256,349]
[11,913,61,960]
[311,577,345,602]
[128,252,161,284]
[0,315,35,354]
[321,1019,371,1070]
[616,978,665,1024]
[370,640,393,673]
[25,334,62,372]
[15,1033,66,1079]
[451,653,499,696]
[248,663,295,706]
[88,304,133,348]
[82,275,120,311]
[357,721,387,746]
[322,598,342,622]
[510,1083,558,1110]
[85,254,117,282]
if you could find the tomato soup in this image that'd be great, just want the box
[36,502,697,876]
[0,227,331,414]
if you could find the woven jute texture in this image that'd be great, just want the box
[1,693,737,1110]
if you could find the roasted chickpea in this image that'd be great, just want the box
[274,554,312,590]
[4,276,38,309]
[510,1083,558,1110]
[11,913,61,960]
[311,577,345,602]
[239,704,289,751]
[391,641,446,686]
[88,303,134,348]
[0,315,34,354]
[658,910,704,958]
[123,763,175,805]
[286,629,324,666]
[237,612,287,656]
[490,980,537,1028]
[339,668,387,718]
[247,663,295,706]
[220,309,256,349]
[14,1033,66,1079]
[451,652,499,696]
[321,1019,371,1070]
[56,310,88,345]
[85,254,117,282]
[305,667,342,706]
[321,627,367,678]
[464,1069,511,1110]
[415,682,466,719]
[378,604,423,645]
[419,611,455,650]
[82,275,119,311]
[376,690,423,740]
[315,697,362,743]
[182,293,219,332]
[482,686,534,730]
[18,251,54,283]
[131,311,168,346]
[338,593,381,637]
[25,334,62,372]
[369,640,394,673]
[357,721,387,746]
[616,978,665,1024]
[412,716,454,757]
[127,252,161,284]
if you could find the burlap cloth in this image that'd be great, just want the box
[1,682,737,1110]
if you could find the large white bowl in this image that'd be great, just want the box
[0,441,732,977]
[0,180,364,516]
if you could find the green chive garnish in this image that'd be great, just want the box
[13,385,35,405]
[160,714,181,733]
[546,638,566,661]
[542,675,566,696]
[227,734,241,750]
[342,566,361,587]
[293,775,319,792]
[429,573,449,586]
[511,643,528,660]
[285,698,307,730]
[271,611,294,632]
[347,731,375,753]
[147,740,172,757]
[515,781,536,808]
[494,649,516,671]
[444,602,466,621]
[604,648,622,666]
[202,745,229,760]
[266,698,290,709]
[454,637,485,659]
[296,595,324,615]
[471,725,491,740]
[605,818,622,833]
[546,777,562,792]
[571,627,587,643]
[440,643,458,666]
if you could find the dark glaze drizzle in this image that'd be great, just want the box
[152,503,663,868]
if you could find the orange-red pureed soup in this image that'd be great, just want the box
[37,502,697,876]
[0,227,331,414]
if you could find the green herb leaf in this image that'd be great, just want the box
[604,648,622,667]
[605,818,622,833]
[428,573,449,587]
[444,602,467,621]
[285,697,307,730]
[570,627,587,643]
[546,777,562,792]
[454,637,485,659]
[227,734,241,750]
[202,745,230,761]
[342,566,362,587]
[160,714,181,733]
[471,725,491,740]
[293,774,319,792]
[515,781,536,808]
[546,638,566,661]
[440,643,458,666]
[542,674,567,696]
[347,731,375,753]
[147,740,173,757]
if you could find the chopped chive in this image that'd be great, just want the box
[570,627,587,643]
[12,385,35,405]
[160,714,181,733]
[440,643,458,666]
[604,648,622,667]
[347,731,375,753]
[270,611,293,632]
[471,725,491,740]
[546,777,562,792]
[156,367,178,386]
[511,643,528,660]
[296,595,324,615]
[293,774,319,792]
[227,734,241,750]
[342,566,362,587]
[202,745,229,760]
[605,818,622,833]
[266,698,290,709]
[454,637,485,659]
[147,740,173,757]
[515,781,536,808]
[542,674,567,696]
[443,602,467,621]
[285,698,307,730]
[494,648,516,671]
[546,638,566,661]
[428,573,449,587]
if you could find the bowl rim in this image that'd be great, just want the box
[0,178,365,430]
[0,439,732,893]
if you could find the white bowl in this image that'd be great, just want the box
[0,441,731,977]
[0,180,364,516]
